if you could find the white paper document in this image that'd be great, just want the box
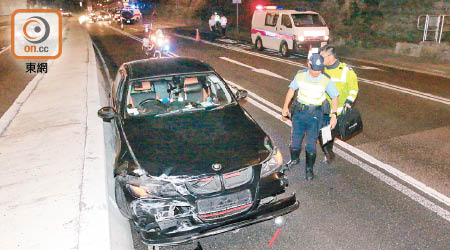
[321,125,332,145]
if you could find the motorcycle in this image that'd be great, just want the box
[142,30,170,58]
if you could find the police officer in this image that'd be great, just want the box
[319,45,359,163]
[220,14,227,36]
[282,54,339,180]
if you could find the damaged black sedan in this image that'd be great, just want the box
[98,57,299,247]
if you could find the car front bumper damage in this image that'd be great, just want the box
[129,171,299,247]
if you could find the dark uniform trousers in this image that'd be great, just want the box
[291,107,322,153]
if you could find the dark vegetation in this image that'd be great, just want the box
[170,0,450,49]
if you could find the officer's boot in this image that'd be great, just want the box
[322,141,335,164]
[283,148,301,171]
[305,151,316,180]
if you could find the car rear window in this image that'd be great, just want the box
[291,14,326,27]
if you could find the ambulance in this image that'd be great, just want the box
[251,6,329,57]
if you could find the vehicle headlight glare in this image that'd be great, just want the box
[324,35,329,41]
[261,148,283,177]
[127,179,179,198]
[297,36,305,42]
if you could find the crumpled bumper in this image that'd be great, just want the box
[138,194,299,247]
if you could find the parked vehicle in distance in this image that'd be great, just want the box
[98,11,110,21]
[60,8,72,17]
[121,8,141,24]
[88,12,97,22]
[251,5,329,57]
[112,9,122,22]
[97,57,299,247]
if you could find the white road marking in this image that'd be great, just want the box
[353,65,384,71]
[216,38,237,44]
[108,29,450,220]
[130,28,138,31]
[220,57,289,81]
[174,33,450,106]
[0,45,11,55]
[223,78,450,222]
[335,148,450,222]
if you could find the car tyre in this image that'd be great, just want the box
[281,42,290,57]
[115,177,133,219]
[255,37,264,51]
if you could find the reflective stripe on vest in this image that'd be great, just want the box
[330,66,349,83]
[296,72,329,105]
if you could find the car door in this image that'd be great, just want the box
[280,14,295,50]
[263,12,280,50]
[111,68,127,158]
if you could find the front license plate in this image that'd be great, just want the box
[197,189,252,215]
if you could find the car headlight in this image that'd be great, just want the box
[324,35,329,41]
[297,36,305,42]
[261,147,283,177]
[127,178,180,198]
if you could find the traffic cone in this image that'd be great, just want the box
[195,29,200,41]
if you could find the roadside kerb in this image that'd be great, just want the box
[0,20,133,250]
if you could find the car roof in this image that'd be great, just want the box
[124,57,215,80]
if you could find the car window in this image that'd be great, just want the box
[291,14,326,27]
[265,13,279,27]
[125,73,234,117]
[281,14,292,28]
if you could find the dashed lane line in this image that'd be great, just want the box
[173,34,450,106]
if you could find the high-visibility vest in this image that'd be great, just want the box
[295,71,329,106]
[324,62,359,114]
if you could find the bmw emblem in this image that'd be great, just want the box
[212,163,222,171]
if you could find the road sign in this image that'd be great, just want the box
[232,0,241,3]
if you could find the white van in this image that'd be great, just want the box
[251,6,329,57]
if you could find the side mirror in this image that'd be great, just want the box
[235,89,248,101]
[97,106,116,122]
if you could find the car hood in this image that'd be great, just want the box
[122,105,270,177]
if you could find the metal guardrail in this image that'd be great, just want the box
[417,14,449,43]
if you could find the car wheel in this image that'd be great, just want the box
[115,177,133,219]
[281,42,290,57]
[255,37,264,51]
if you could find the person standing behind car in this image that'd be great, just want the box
[220,14,227,36]
[319,45,359,164]
[209,15,216,34]
[282,54,339,180]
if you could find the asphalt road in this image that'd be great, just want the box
[84,19,450,250]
